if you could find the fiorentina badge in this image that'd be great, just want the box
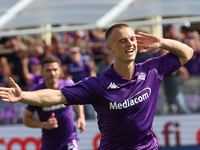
[138,72,146,80]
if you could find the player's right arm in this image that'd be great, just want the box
[23,109,43,128]
[0,77,67,106]
[23,109,58,129]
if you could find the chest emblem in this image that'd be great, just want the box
[138,72,146,80]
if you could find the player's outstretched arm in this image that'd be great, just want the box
[136,32,193,65]
[0,77,67,106]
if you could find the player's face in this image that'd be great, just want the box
[106,27,137,64]
[70,51,81,63]
[42,62,60,85]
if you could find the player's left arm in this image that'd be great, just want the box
[136,32,193,66]
[159,38,193,65]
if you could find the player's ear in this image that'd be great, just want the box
[106,44,114,54]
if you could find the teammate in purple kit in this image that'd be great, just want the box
[0,23,193,149]
[23,56,86,150]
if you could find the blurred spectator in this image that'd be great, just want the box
[160,49,191,114]
[29,45,44,60]
[64,32,74,45]
[56,42,68,62]
[0,56,26,125]
[0,37,11,49]
[11,49,30,90]
[0,37,30,90]
[89,29,106,63]
[0,104,17,124]
[164,24,178,40]
[135,48,154,63]
[65,46,96,83]
[34,35,45,48]
[96,51,114,75]
[0,57,12,87]
[64,46,96,119]
[71,30,91,53]
[42,44,57,59]
[5,38,24,64]
[178,25,193,44]
[90,29,105,43]
[197,22,200,34]
[184,32,200,76]
[22,57,44,90]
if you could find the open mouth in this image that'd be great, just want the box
[125,49,134,54]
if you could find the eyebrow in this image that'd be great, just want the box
[118,36,136,42]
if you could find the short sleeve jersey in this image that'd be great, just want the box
[61,53,181,149]
[26,79,78,149]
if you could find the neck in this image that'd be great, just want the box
[113,61,135,80]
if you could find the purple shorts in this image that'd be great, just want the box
[42,139,79,150]
[57,139,79,150]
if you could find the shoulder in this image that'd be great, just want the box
[59,79,75,86]
[76,76,100,85]
[72,68,112,88]
[137,52,181,78]
[137,53,175,68]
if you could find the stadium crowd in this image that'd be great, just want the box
[0,23,200,124]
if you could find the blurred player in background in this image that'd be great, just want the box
[23,56,86,150]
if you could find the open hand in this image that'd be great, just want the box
[136,32,162,53]
[0,77,22,103]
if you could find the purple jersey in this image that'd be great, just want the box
[26,79,79,150]
[30,73,44,88]
[61,53,181,149]
[67,60,91,83]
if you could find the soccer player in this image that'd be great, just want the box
[23,56,86,150]
[0,23,193,149]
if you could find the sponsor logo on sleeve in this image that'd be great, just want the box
[42,104,66,111]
